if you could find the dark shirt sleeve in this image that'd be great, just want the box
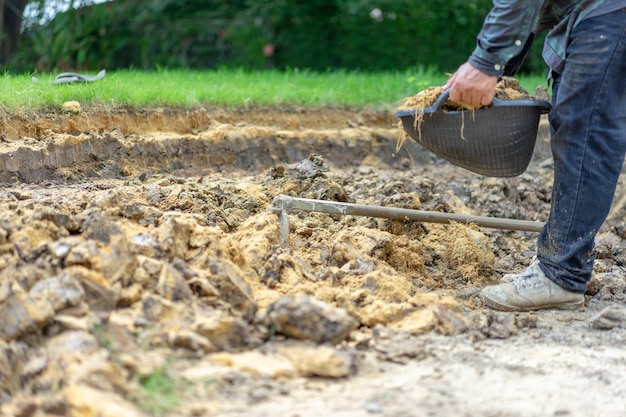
[469,0,545,76]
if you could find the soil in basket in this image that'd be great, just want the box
[398,76,547,112]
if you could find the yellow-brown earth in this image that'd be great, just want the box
[1,104,626,417]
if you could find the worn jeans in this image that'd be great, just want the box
[537,9,626,294]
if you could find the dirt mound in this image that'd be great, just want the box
[1,106,626,417]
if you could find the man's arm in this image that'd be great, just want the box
[471,0,544,76]
[444,0,545,107]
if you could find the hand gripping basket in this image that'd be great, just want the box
[396,90,551,177]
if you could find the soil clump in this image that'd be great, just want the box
[398,76,549,111]
[0,105,625,417]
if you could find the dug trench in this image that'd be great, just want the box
[1,106,626,417]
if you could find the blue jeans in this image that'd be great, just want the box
[537,9,626,294]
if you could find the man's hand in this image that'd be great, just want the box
[443,62,498,108]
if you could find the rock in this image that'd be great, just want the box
[61,101,81,114]
[208,350,295,378]
[370,325,428,363]
[0,225,8,246]
[229,211,281,274]
[60,266,118,313]
[594,232,621,259]
[22,349,48,378]
[1,283,55,341]
[0,340,29,395]
[129,232,162,257]
[49,240,73,260]
[156,263,193,301]
[187,271,220,298]
[193,310,253,351]
[514,313,538,329]
[0,395,38,417]
[98,235,139,286]
[157,212,206,260]
[37,209,81,233]
[133,256,163,287]
[53,314,91,331]
[99,317,139,353]
[286,153,328,179]
[358,300,410,327]
[166,329,214,352]
[36,331,102,393]
[593,272,626,302]
[65,239,101,268]
[589,305,626,330]
[116,283,143,308]
[433,304,469,336]
[65,350,131,393]
[81,211,124,245]
[301,177,349,201]
[585,273,603,296]
[266,295,357,344]
[10,224,55,262]
[141,294,193,325]
[65,384,148,417]
[276,341,355,378]
[207,259,257,321]
[45,331,100,362]
[88,189,123,210]
[116,352,164,382]
[29,273,85,312]
[472,311,519,339]
[389,308,438,336]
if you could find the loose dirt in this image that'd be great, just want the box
[398,77,548,112]
[1,104,626,417]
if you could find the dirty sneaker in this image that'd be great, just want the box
[481,263,584,312]
[501,255,538,283]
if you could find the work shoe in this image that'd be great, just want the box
[501,255,538,283]
[481,263,584,312]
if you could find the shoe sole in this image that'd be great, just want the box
[480,294,584,312]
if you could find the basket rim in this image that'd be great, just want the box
[396,89,551,118]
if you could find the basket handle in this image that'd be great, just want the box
[433,88,551,113]
[434,89,504,110]
[431,89,451,111]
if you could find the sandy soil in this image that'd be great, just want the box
[1,105,626,417]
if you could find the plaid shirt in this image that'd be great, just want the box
[469,0,626,76]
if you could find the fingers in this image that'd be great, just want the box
[442,73,456,90]
[446,82,487,107]
[448,86,462,103]
[448,87,494,108]
[443,62,498,108]
[480,92,494,107]
[444,73,464,103]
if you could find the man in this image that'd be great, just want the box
[443,0,626,311]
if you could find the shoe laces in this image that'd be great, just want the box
[512,265,545,291]
[502,256,539,283]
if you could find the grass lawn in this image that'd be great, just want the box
[0,68,549,112]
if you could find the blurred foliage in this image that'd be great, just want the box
[8,0,548,75]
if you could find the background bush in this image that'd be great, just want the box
[9,0,549,75]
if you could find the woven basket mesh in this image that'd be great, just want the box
[397,91,551,177]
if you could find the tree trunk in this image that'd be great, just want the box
[1,0,30,65]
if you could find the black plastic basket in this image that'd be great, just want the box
[396,90,551,177]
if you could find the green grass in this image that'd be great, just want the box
[0,68,549,113]
[136,367,181,416]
